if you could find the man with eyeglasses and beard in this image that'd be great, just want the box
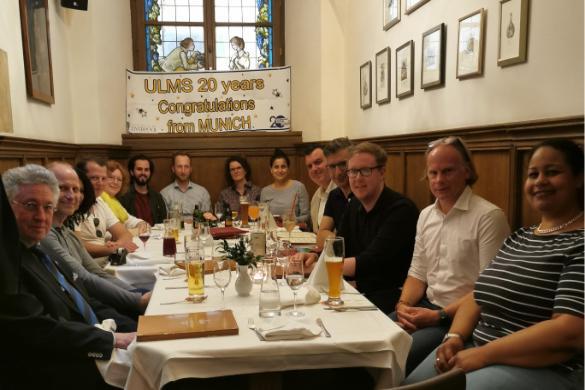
[119,154,167,226]
[76,158,138,265]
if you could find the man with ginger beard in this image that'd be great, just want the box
[119,154,167,225]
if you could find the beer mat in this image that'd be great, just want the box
[210,227,246,239]
[137,310,239,342]
[276,231,317,244]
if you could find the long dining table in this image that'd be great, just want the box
[124,271,412,389]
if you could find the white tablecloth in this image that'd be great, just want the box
[124,275,412,389]
[106,233,227,290]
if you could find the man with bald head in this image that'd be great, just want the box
[392,137,510,375]
[40,162,149,316]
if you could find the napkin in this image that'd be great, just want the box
[158,264,186,276]
[280,285,321,308]
[95,319,135,388]
[306,251,345,293]
[210,226,246,240]
[127,251,150,261]
[260,319,322,341]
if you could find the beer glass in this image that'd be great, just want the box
[324,237,345,306]
[239,195,249,228]
[186,249,205,297]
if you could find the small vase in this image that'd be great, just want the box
[235,264,254,297]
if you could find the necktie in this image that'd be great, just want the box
[34,247,99,325]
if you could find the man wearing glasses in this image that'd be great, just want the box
[335,142,419,314]
[1,164,135,388]
[317,137,354,244]
[302,142,419,314]
[76,158,138,264]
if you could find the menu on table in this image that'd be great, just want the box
[137,309,239,342]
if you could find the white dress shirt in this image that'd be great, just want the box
[310,180,336,233]
[407,186,511,308]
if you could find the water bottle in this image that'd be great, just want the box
[259,261,281,318]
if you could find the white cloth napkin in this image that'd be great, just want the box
[95,319,135,388]
[158,264,186,276]
[260,319,322,341]
[126,251,149,261]
[280,285,321,308]
[306,251,345,293]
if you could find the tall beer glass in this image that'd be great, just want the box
[324,237,344,306]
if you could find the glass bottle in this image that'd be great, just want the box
[225,205,233,227]
[259,261,281,318]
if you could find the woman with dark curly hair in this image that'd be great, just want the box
[218,155,261,213]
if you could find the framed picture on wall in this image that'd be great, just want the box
[498,0,529,67]
[456,8,486,79]
[405,0,430,15]
[18,0,55,104]
[383,0,400,30]
[375,48,391,104]
[396,40,414,99]
[421,23,446,89]
[360,61,372,109]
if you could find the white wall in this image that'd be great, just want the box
[0,0,132,144]
[1,1,582,145]
[341,0,584,139]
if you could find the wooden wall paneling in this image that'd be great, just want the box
[404,152,432,211]
[518,149,540,229]
[386,152,405,194]
[471,150,511,223]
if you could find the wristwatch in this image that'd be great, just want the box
[438,309,450,326]
[442,332,463,344]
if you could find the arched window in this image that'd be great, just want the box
[130,0,284,72]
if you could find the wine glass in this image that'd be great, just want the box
[213,260,232,309]
[283,214,296,243]
[276,239,291,286]
[214,202,224,222]
[138,224,151,251]
[285,257,304,317]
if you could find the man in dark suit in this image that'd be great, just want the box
[1,164,136,389]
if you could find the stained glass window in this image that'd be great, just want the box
[133,0,282,72]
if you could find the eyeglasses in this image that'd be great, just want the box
[12,200,56,214]
[89,176,107,183]
[427,136,472,163]
[93,217,103,238]
[108,177,123,183]
[346,165,383,178]
[327,161,347,170]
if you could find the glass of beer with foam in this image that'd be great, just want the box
[324,237,345,306]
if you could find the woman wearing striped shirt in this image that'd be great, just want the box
[405,139,584,389]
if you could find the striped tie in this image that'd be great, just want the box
[35,248,99,325]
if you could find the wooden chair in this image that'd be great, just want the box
[391,368,466,390]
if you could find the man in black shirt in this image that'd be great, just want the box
[318,137,354,245]
[305,142,418,314]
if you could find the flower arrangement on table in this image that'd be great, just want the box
[218,237,261,266]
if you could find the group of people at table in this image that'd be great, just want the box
[0,134,582,389]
